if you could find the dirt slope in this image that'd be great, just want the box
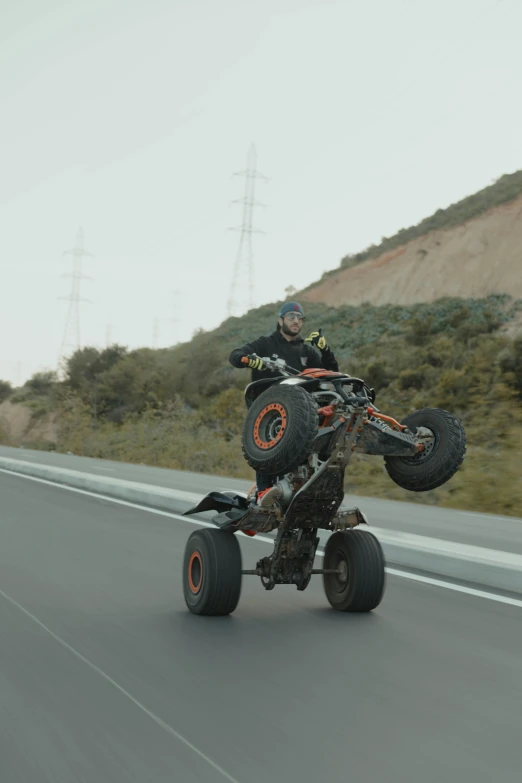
[0,400,57,445]
[303,196,522,307]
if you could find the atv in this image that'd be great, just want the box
[182,354,466,616]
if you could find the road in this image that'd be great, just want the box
[1,470,521,782]
[1,445,521,553]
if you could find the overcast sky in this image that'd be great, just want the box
[2,0,521,385]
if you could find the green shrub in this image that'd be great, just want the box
[25,371,57,396]
[498,336,522,398]
[0,379,12,403]
[397,367,427,390]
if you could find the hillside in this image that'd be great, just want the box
[300,168,522,305]
[302,193,522,308]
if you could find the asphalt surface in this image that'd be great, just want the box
[1,445,521,553]
[1,471,521,782]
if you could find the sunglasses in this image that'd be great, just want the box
[284,313,304,322]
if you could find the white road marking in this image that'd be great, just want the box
[384,568,522,607]
[454,508,522,524]
[1,468,522,609]
[0,586,241,783]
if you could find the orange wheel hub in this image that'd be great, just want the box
[188,551,203,594]
[253,403,287,450]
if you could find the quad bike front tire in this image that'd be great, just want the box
[183,528,242,616]
[384,407,466,492]
[241,384,319,475]
[323,530,385,612]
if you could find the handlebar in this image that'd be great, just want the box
[241,354,299,376]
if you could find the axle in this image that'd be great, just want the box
[241,568,341,576]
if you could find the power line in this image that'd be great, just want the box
[151,290,183,348]
[105,324,115,347]
[59,227,93,363]
[151,316,172,347]
[169,288,182,343]
[227,144,268,317]
[152,317,160,347]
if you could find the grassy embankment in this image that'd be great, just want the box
[4,294,522,517]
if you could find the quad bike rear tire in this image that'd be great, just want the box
[384,407,466,492]
[323,530,385,612]
[241,384,319,475]
[183,528,242,616]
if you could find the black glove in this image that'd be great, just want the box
[243,354,265,370]
[305,328,328,351]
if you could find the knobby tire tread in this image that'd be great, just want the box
[384,407,466,492]
[241,384,319,475]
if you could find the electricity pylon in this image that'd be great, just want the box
[227,144,268,317]
[59,227,92,362]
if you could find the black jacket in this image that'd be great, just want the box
[229,329,339,382]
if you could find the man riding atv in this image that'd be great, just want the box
[182,304,466,616]
[229,301,340,506]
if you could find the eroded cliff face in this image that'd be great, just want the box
[0,400,57,445]
[303,196,522,308]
